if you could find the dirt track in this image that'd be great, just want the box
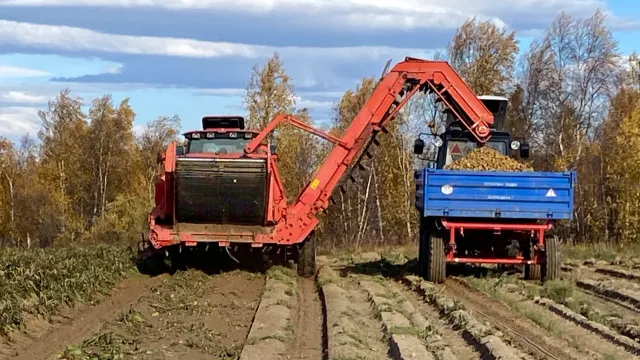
[4,254,640,360]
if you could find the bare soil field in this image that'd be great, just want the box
[5,250,640,360]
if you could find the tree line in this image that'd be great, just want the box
[0,9,638,249]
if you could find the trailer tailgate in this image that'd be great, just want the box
[415,169,575,220]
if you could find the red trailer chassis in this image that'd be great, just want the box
[440,219,553,265]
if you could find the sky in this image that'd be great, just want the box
[0,0,639,143]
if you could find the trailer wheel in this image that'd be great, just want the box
[542,235,559,282]
[524,241,541,281]
[297,231,317,278]
[423,232,446,284]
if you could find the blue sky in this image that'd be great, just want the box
[0,0,638,142]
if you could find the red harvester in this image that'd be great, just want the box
[139,57,495,276]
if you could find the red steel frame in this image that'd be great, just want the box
[440,219,553,265]
[147,57,496,250]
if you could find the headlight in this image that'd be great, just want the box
[434,137,443,147]
[510,141,520,150]
[192,133,201,139]
[229,132,238,139]
[206,132,215,139]
[244,132,253,139]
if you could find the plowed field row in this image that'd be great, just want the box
[4,253,640,360]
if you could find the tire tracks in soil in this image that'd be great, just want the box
[442,278,577,360]
[286,277,325,360]
[318,265,392,360]
[1,273,169,360]
[397,280,484,360]
[66,270,264,360]
[567,266,640,314]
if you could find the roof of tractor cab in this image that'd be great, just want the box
[202,115,245,130]
[444,128,512,138]
[182,115,260,136]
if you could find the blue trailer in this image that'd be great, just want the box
[413,168,576,283]
[412,96,576,283]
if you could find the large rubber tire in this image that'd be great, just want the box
[421,231,446,284]
[542,235,559,282]
[524,241,541,281]
[136,252,169,276]
[297,231,317,278]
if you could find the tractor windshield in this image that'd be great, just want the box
[187,137,251,155]
[444,140,507,166]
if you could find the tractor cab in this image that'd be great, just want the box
[413,95,530,167]
[177,116,260,157]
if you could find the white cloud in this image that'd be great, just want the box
[0,82,161,100]
[293,96,334,110]
[196,88,246,96]
[105,64,123,74]
[0,0,620,31]
[0,64,51,78]
[0,107,41,136]
[0,91,48,104]
[197,88,338,110]
[196,88,344,98]
[132,124,145,137]
[0,20,435,60]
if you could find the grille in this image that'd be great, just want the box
[175,158,267,225]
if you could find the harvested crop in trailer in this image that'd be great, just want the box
[444,146,534,171]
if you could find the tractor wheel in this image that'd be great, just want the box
[421,230,445,284]
[542,236,559,282]
[524,241,541,281]
[297,231,317,278]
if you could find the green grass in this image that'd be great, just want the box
[0,245,134,338]
[561,242,640,262]
[266,266,297,289]
[541,279,574,304]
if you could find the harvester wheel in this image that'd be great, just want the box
[542,235,559,282]
[297,231,317,278]
[136,252,169,276]
[136,234,169,276]
[421,231,445,284]
[524,241,541,281]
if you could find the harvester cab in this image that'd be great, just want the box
[181,116,258,156]
[412,95,530,167]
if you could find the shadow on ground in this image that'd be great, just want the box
[337,257,523,282]
[135,243,297,277]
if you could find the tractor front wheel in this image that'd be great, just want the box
[297,231,317,278]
